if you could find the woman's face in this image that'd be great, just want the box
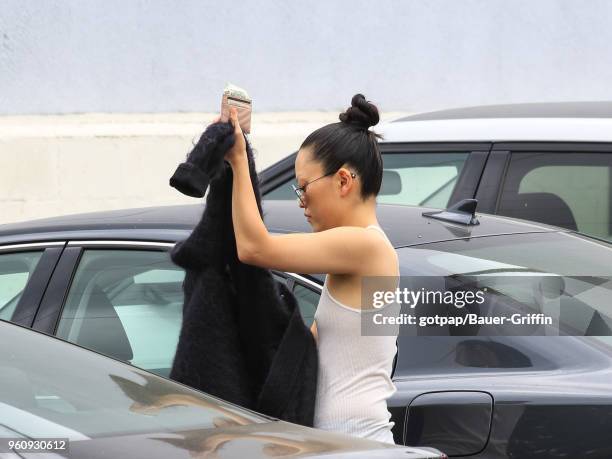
[294,147,348,232]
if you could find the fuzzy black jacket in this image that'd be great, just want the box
[168,122,318,426]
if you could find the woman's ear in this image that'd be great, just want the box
[337,167,356,196]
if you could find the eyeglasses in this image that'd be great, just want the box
[291,171,356,206]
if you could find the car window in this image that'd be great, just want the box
[377,153,469,207]
[0,251,44,322]
[497,152,612,241]
[0,321,265,443]
[271,272,288,287]
[393,232,612,376]
[264,152,469,209]
[293,282,319,327]
[56,249,185,377]
[264,178,297,200]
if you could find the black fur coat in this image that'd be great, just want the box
[168,122,318,427]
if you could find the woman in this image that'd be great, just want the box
[224,93,400,445]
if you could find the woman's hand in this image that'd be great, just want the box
[224,106,247,167]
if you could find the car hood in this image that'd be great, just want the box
[61,420,443,459]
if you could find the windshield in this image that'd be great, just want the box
[0,321,266,441]
[399,232,612,344]
[393,232,612,376]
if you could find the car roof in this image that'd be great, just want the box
[0,200,562,248]
[379,101,612,143]
[395,101,612,121]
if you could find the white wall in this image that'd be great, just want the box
[1,0,612,115]
[0,111,408,224]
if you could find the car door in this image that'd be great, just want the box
[32,240,183,378]
[263,143,491,209]
[0,241,65,327]
[479,142,612,241]
[32,241,315,379]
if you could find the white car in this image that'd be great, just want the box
[262,101,612,242]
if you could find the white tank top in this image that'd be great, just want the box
[313,224,401,444]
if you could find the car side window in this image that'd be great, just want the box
[377,153,469,208]
[271,272,289,287]
[0,251,44,322]
[264,180,297,200]
[56,249,185,377]
[264,152,470,209]
[497,152,612,241]
[292,282,320,327]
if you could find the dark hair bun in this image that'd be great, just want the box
[339,93,380,130]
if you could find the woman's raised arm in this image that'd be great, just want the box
[224,107,383,275]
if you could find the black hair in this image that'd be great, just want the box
[300,93,384,200]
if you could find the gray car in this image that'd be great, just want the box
[0,320,444,458]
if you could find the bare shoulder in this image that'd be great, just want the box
[325,229,398,308]
[359,228,398,276]
[326,226,398,275]
[313,225,389,254]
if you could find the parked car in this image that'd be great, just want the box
[261,101,612,242]
[1,201,611,457]
[0,320,443,458]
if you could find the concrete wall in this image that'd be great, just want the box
[0,111,408,224]
[1,0,612,115]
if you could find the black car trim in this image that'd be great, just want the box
[378,142,492,152]
[471,143,495,200]
[474,150,511,214]
[32,246,83,335]
[12,246,65,327]
[259,151,297,177]
[493,151,512,214]
[447,150,490,207]
[492,141,612,152]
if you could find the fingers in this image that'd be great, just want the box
[229,107,243,134]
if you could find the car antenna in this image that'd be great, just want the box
[422,198,480,226]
